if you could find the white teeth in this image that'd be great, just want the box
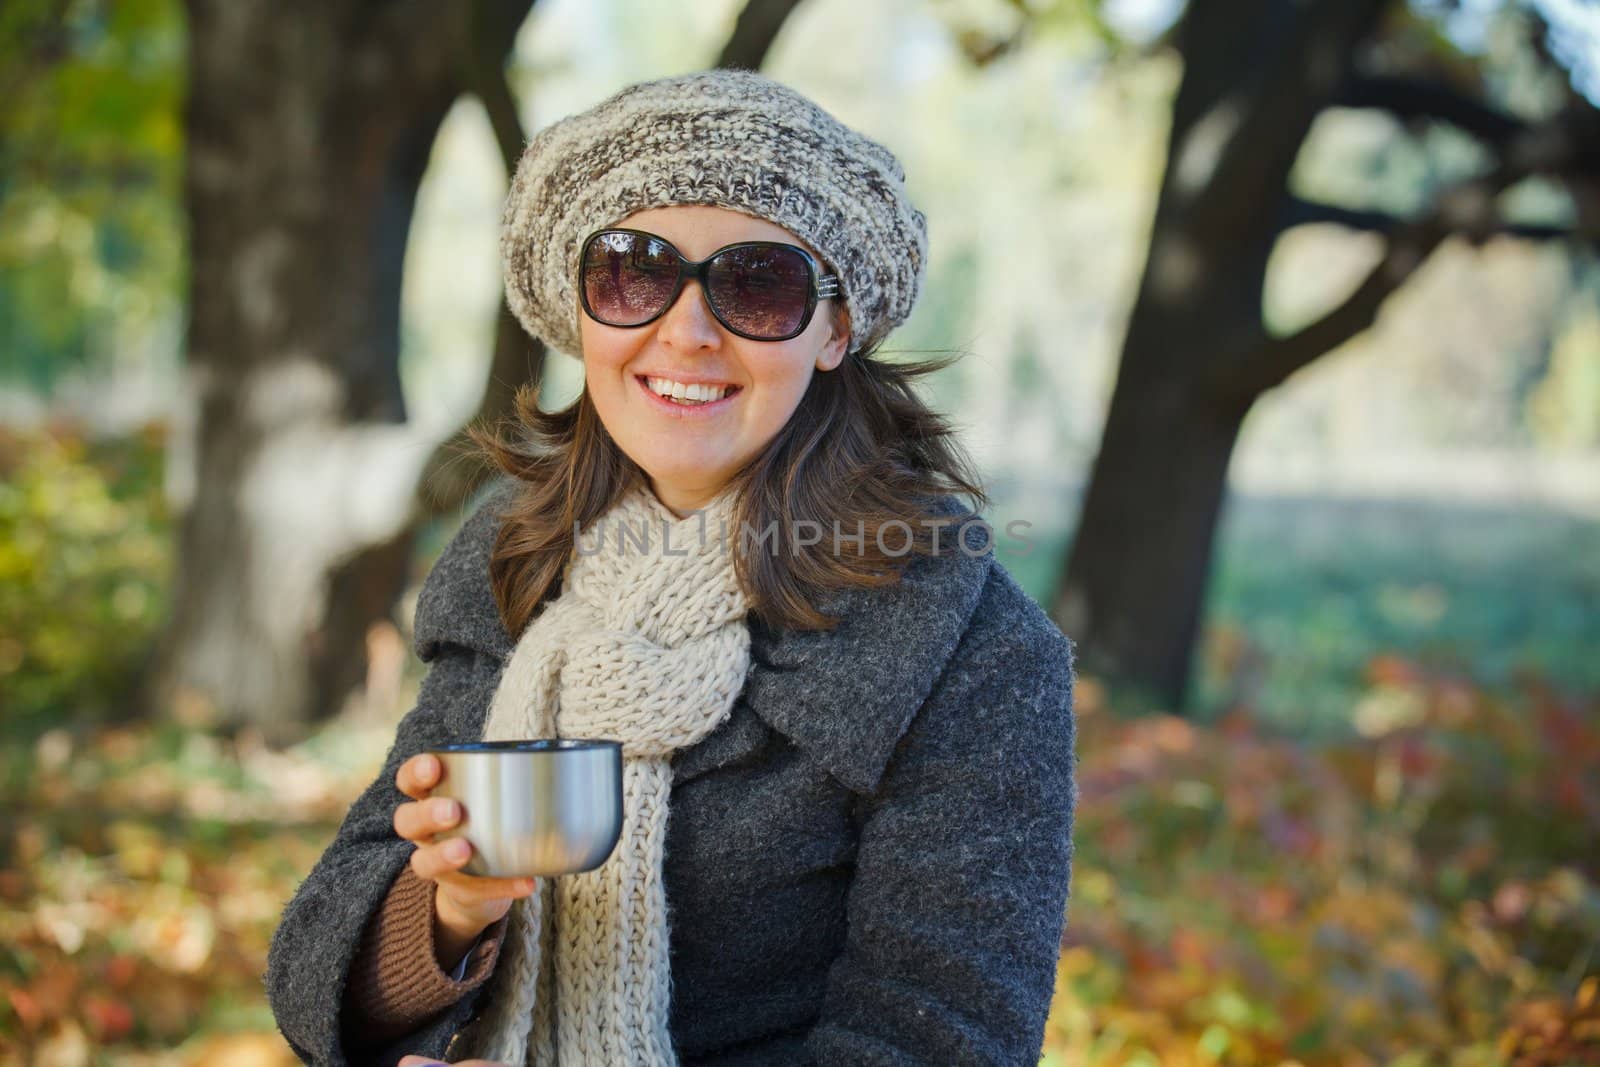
[645,377,732,404]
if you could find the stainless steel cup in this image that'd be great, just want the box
[426,739,623,878]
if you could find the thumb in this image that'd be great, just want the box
[397,1058,446,1066]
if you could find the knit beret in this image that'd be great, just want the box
[500,68,928,358]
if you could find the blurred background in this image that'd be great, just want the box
[2,0,1598,1063]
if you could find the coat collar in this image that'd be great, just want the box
[414,482,994,797]
[739,503,993,794]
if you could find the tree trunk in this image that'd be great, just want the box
[1054,346,1252,715]
[151,0,532,744]
[1051,0,1388,712]
[416,0,549,519]
[153,0,802,743]
[716,0,806,70]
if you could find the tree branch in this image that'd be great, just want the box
[1282,194,1585,242]
[415,0,541,522]
[715,0,805,70]
[1223,211,1455,402]
[1205,104,1600,406]
[1339,73,1525,149]
[1168,0,1389,249]
[1280,197,1404,235]
[464,0,532,173]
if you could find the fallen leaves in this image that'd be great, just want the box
[1045,659,1600,1064]
[1,716,393,1062]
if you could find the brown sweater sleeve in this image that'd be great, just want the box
[340,864,511,1049]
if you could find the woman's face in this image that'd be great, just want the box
[577,204,849,518]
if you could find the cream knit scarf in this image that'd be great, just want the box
[451,482,752,1066]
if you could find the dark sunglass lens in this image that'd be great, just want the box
[581,232,679,325]
[706,245,811,339]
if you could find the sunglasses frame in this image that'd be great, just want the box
[578,227,841,342]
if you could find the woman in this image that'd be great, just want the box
[265,69,1078,1067]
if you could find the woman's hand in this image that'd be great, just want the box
[394,753,537,971]
[398,1057,512,1067]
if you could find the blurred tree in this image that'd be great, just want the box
[149,0,535,742]
[151,0,808,743]
[1036,0,1600,713]
[411,2,549,519]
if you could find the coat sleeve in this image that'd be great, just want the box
[265,640,508,1066]
[265,484,518,1066]
[805,619,1078,1066]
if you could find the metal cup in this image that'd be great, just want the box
[425,739,623,878]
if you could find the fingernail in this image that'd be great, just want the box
[433,798,457,822]
[446,839,470,861]
[419,755,437,780]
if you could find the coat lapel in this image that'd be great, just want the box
[739,501,994,796]
[667,699,774,785]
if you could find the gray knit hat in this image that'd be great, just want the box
[500,69,927,358]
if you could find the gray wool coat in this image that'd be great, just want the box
[265,478,1079,1066]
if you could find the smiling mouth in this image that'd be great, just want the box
[636,375,744,407]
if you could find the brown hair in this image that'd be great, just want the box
[464,313,987,638]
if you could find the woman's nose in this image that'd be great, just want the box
[655,280,722,350]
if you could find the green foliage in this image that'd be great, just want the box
[0,0,185,392]
[1201,495,1600,735]
[0,420,172,737]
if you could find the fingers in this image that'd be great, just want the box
[393,752,535,903]
[436,867,532,932]
[411,837,535,898]
[408,835,472,881]
[396,753,442,799]
[438,864,537,902]
[394,795,461,844]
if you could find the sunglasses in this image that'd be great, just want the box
[578,228,841,342]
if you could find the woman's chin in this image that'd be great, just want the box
[642,465,736,499]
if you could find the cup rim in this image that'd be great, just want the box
[430,739,620,753]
